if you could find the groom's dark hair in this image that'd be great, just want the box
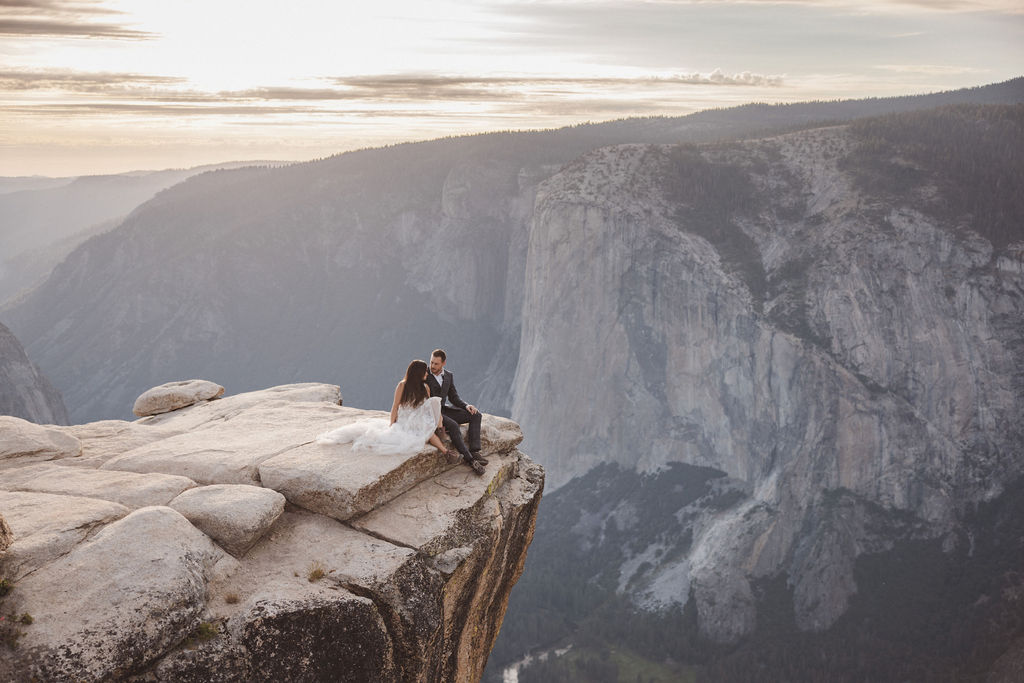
[432,349,446,362]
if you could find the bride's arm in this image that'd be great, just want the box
[390,381,403,425]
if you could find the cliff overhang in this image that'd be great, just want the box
[0,382,544,681]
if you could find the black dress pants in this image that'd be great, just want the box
[442,406,482,460]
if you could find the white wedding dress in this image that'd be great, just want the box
[317,396,442,455]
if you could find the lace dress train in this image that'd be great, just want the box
[317,396,442,455]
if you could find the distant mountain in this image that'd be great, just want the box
[0,320,67,424]
[4,80,1024,680]
[5,79,1022,425]
[0,161,288,305]
[0,176,73,195]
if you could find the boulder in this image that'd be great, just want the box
[132,379,225,417]
[0,415,81,468]
[169,484,285,557]
[241,593,396,682]
[0,507,224,682]
[0,490,129,580]
[477,414,525,456]
[1,462,196,508]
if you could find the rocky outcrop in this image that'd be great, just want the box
[0,383,543,681]
[0,415,80,466]
[0,321,67,425]
[511,126,1024,639]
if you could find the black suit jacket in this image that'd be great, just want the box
[425,369,467,411]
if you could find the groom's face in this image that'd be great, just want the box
[429,356,445,375]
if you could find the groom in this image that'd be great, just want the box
[426,348,486,475]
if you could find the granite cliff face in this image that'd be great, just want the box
[511,118,1024,639]
[0,383,543,681]
[0,321,68,425]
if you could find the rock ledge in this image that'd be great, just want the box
[0,382,543,682]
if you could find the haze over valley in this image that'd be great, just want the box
[3,78,1024,680]
[3,0,1024,679]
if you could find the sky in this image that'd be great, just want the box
[1,0,1021,177]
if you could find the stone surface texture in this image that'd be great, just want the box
[1,462,195,508]
[132,379,225,417]
[168,484,285,557]
[0,382,543,681]
[0,415,81,468]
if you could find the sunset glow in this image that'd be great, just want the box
[1,0,1021,176]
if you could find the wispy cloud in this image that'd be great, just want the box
[0,68,786,125]
[875,64,988,75]
[0,68,785,104]
[608,0,1024,13]
[0,0,154,39]
[329,71,783,99]
[0,69,182,90]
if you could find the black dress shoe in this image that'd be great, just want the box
[470,459,486,475]
[471,452,489,465]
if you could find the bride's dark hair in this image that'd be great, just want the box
[400,359,430,407]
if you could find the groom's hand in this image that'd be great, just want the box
[467,404,478,415]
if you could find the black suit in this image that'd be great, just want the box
[426,369,481,461]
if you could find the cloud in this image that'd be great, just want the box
[0,69,784,105]
[874,64,988,75]
[0,0,154,39]
[599,0,1024,13]
[0,69,183,90]
[0,68,784,125]
[328,71,783,100]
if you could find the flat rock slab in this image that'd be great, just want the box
[61,419,183,468]
[0,490,129,580]
[0,416,81,469]
[137,383,343,433]
[0,507,224,682]
[169,484,286,557]
[99,401,350,485]
[133,379,225,417]
[1,462,196,508]
[256,412,522,523]
[258,437,455,523]
[205,509,418,621]
[351,452,521,556]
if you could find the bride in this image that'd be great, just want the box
[317,359,456,458]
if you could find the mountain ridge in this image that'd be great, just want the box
[4,83,1023,672]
